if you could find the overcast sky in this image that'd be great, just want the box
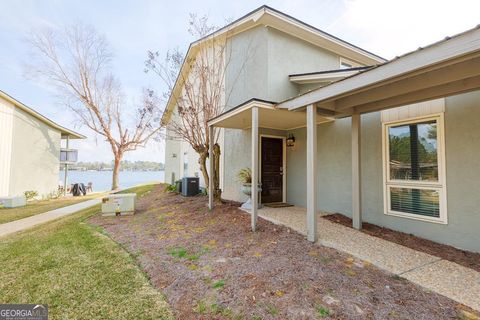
[1,0,479,163]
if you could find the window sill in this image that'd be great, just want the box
[385,210,448,225]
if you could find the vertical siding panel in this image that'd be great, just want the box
[381,98,446,123]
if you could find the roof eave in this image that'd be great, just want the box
[162,5,386,125]
[0,90,86,140]
[277,26,480,111]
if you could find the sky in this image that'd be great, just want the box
[1,0,479,163]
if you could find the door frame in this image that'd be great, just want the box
[259,134,287,203]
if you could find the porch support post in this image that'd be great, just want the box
[351,113,362,229]
[306,104,318,242]
[208,125,215,210]
[251,106,259,232]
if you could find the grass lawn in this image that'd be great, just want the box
[0,184,173,320]
[0,193,105,224]
[116,183,157,197]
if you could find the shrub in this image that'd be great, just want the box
[24,190,38,201]
[42,190,62,200]
[236,168,252,184]
[164,184,177,193]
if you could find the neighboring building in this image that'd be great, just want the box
[165,6,480,253]
[0,90,85,198]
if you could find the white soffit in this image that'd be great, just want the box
[259,12,382,66]
[381,98,445,123]
[209,100,332,130]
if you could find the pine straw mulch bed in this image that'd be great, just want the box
[89,185,478,320]
[323,213,480,273]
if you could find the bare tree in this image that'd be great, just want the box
[27,24,162,190]
[145,14,236,199]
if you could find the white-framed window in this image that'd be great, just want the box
[382,114,447,224]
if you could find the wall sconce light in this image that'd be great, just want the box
[286,134,295,147]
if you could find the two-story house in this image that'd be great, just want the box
[165,6,480,253]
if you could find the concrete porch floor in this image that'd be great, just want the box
[256,206,480,312]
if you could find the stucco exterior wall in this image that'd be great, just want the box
[285,91,480,253]
[266,27,340,102]
[221,26,345,201]
[163,109,212,189]
[286,119,353,212]
[225,26,269,108]
[164,129,182,185]
[164,136,206,187]
[9,107,61,197]
[165,25,351,198]
[224,26,343,108]
[0,97,14,197]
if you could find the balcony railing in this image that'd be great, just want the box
[60,148,78,164]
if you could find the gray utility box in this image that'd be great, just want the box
[101,193,137,216]
[181,177,199,197]
[0,195,27,208]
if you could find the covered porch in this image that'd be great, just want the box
[208,26,480,245]
[207,98,341,242]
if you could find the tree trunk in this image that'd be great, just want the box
[198,149,209,192]
[112,152,123,190]
[213,143,222,200]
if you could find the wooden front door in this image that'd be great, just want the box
[261,137,284,203]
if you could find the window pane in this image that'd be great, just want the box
[389,120,438,181]
[390,187,440,218]
[67,150,78,162]
[60,150,67,162]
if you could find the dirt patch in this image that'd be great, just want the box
[89,185,478,319]
[323,213,480,273]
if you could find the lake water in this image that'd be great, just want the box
[59,170,165,192]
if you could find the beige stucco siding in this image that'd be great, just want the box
[286,90,480,253]
[164,128,182,185]
[163,108,206,187]
[9,107,61,197]
[222,26,346,201]
[164,25,366,201]
[266,27,340,102]
[164,138,206,187]
[0,97,14,196]
[225,25,269,109]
